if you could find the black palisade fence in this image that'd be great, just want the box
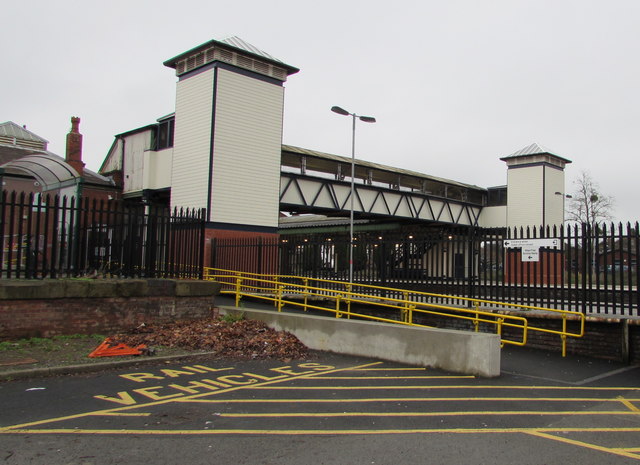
[0,190,205,279]
[210,222,640,316]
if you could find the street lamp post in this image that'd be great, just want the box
[331,106,376,284]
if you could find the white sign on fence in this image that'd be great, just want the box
[521,246,540,262]
[502,238,560,249]
[503,238,560,262]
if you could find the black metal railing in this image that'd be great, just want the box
[1,191,205,279]
[209,223,640,316]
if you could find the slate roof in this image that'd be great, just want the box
[163,36,299,74]
[0,121,48,146]
[501,142,572,163]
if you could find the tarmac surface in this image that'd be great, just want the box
[1,301,639,464]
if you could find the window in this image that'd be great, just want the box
[487,187,507,206]
[156,118,175,150]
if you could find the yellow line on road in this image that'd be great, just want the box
[3,426,640,436]
[526,431,640,461]
[303,376,475,380]
[617,396,640,412]
[353,368,427,371]
[95,413,151,417]
[221,410,638,418]
[178,396,640,404]
[251,385,640,391]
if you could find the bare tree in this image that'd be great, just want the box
[566,170,614,225]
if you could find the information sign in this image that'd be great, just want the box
[503,238,560,249]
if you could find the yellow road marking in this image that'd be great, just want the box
[251,385,640,391]
[178,396,640,404]
[3,426,640,435]
[526,431,640,461]
[0,361,383,432]
[353,368,427,371]
[617,396,640,412]
[95,413,152,417]
[221,410,638,418]
[301,376,475,380]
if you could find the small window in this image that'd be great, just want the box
[156,118,175,150]
[487,187,507,206]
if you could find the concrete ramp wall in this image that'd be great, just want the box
[219,307,501,377]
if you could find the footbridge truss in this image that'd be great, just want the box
[279,145,486,226]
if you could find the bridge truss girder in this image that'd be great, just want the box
[279,173,482,226]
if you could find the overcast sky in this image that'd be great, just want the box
[3,0,639,222]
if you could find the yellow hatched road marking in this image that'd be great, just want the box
[0,361,383,432]
[526,431,640,461]
[220,410,639,418]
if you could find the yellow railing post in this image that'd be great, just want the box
[335,295,342,318]
[303,278,309,312]
[561,316,567,357]
[345,283,352,319]
[496,317,504,345]
[234,274,243,307]
[473,302,480,332]
[402,292,410,323]
[273,277,279,307]
[276,284,284,312]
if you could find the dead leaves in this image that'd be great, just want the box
[111,318,309,361]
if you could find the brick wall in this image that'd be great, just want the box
[0,279,220,339]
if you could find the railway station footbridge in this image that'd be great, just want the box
[279,145,486,227]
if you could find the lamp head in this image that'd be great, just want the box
[331,106,350,116]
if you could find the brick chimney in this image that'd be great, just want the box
[65,116,85,176]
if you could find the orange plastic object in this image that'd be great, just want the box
[88,338,147,358]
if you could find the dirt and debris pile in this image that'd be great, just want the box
[112,318,309,360]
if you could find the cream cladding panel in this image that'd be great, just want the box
[544,166,565,226]
[478,206,507,228]
[143,148,173,190]
[171,70,214,212]
[210,69,284,228]
[507,165,543,228]
[123,131,152,194]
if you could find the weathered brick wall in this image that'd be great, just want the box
[0,279,220,339]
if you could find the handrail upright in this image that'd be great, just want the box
[276,283,284,312]
[303,278,309,312]
[234,274,243,307]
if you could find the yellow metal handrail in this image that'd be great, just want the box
[205,268,585,356]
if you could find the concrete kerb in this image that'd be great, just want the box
[219,306,501,377]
